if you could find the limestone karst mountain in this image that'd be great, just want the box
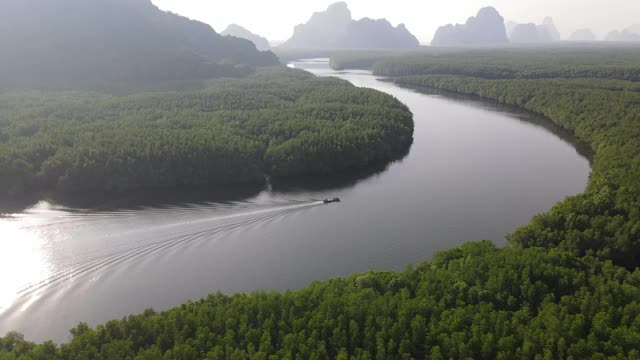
[281,2,420,49]
[606,25,640,42]
[628,25,640,34]
[431,7,509,46]
[505,21,518,38]
[569,29,597,42]
[509,17,560,43]
[541,17,561,41]
[510,23,553,43]
[222,24,271,51]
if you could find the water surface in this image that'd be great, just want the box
[0,60,590,342]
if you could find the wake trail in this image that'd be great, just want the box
[16,201,323,296]
[19,212,276,293]
[39,201,320,275]
[87,201,323,240]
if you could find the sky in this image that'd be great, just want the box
[151,0,640,44]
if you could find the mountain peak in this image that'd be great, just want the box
[508,16,560,43]
[281,2,419,49]
[327,2,349,12]
[477,6,503,21]
[221,24,271,51]
[432,6,509,46]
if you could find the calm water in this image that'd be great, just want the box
[0,60,591,342]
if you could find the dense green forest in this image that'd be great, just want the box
[328,48,464,71]
[4,49,640,359]
[330,47,640,81]
[3,241,640,359]
[0,67,413,197]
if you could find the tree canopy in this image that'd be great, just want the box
[4,48,640,359]
[0,67,413,197]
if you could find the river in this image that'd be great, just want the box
[0,59,590,343]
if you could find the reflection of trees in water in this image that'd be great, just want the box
[46,185,266,212]
[1,140,413,213]
[270,141,412,194]
[0,185,263,214]
[394,83,594,163]
[0,195,43,216]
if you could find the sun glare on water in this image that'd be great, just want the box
[0,218,52,314]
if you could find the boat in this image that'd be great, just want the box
[323,197,341,204]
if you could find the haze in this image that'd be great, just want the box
[151,0,640,43]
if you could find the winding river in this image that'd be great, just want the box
[0,60,590,343]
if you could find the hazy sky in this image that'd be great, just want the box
[151,0,640,43]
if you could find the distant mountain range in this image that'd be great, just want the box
[569,29,596,42]
[510,23,551,43]
[280,2,420,49]
[222,24,271,51]
[431,7,509,46]
[0,0,278,90]
[606,25,640,42]
[509,18,560,43]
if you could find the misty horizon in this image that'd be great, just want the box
[151,0,640,43]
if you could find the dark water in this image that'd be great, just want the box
[0,60,591,343]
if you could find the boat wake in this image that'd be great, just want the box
[1,200,324,317]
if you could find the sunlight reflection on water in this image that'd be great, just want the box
[0,218,52,314]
